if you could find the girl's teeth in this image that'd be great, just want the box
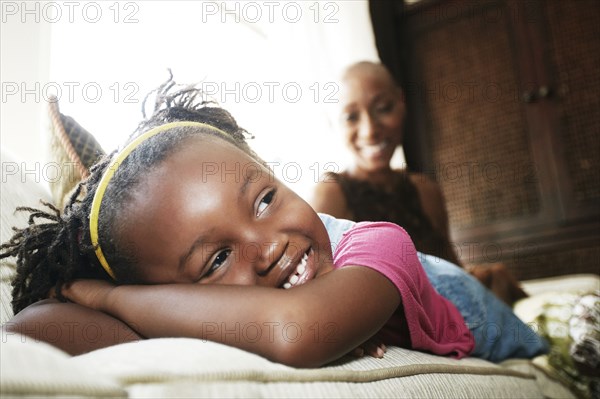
[297,263,306,275]
[297,253,308,273]
[283,251,309,289]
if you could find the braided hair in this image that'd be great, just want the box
[0,72,257,314]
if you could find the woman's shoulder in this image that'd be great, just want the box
[317,170,349,186]
[310,172,353,219]
[312,173,345,201]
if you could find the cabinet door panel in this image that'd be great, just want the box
[408,1,543,234]
[402,0,599,276]
[543,0,600,214]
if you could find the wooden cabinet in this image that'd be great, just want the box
[395,0,599,279]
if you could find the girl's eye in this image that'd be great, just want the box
[257,189,275,216]
[203,249,231,278]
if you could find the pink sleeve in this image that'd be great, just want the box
[332,222,475,358]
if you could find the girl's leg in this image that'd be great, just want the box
[419,254,548,361]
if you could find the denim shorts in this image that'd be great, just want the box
[419,254,548,361]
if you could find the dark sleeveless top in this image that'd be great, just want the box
[325,171,452,262]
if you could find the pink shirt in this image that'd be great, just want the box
[332,222,475,358]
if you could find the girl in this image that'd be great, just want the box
[1,78,547,367]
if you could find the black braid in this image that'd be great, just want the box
[1,72,258,315]
[136,69,254,143]
[1,156,114,314]
[2,202,72,313]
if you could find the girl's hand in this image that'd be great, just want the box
[61,279,116,311]
[350,337,387,359]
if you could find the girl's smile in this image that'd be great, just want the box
[281,248,315,289]
[121,136,334,287]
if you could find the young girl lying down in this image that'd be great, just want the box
[1,80,548,368]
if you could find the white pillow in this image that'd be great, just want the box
[0,333,125,398]
[1,149,52,324]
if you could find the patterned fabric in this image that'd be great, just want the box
[325,171,452,263]
[534,292,600,399]
[47,97,105,209]
[59,114,105,170]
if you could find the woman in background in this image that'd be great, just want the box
[310,61,527,306]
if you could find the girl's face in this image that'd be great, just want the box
[122,136,334,288]
[340,72,405,173]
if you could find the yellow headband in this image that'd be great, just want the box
[89,121,229,280]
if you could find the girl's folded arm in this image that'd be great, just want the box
[67,266,400,367]
[3,299,142,355]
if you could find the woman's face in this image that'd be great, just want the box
[122,136,334,288]
[339,71,405,173]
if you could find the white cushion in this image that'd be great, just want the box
[0,333,125,398]
[2,333,573,398]
[1,149,52,324]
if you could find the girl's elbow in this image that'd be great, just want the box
[268,336,347,368]
[271,343,336,368]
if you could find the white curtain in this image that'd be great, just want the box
[45,0,379,199]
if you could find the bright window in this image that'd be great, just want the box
[14,1,379,199]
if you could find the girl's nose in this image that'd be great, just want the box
[253,241,282,277]
[236,222,288,286]
[237,238,286,287]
